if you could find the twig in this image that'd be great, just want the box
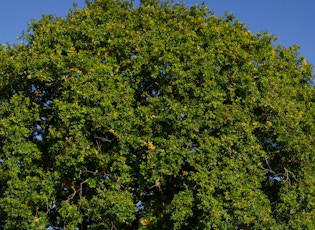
[111,221,117,230]
[94,136,111,142]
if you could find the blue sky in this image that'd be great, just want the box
[1,0,314,71]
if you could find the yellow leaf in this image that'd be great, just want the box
[147,141,156,150]
[140,219,150,226]
[253,122,259,128]
[302,59,308,67]
[34,216,40,223]
[68,46,76,54]
[266,121,272,127]
[109,128,118,137]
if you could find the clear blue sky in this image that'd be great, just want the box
[1,0,314,71]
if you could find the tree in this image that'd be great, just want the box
[0,0,314,229]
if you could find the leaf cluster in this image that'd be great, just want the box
[0,0,315,229]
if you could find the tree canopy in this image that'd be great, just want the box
[0,0,315,229]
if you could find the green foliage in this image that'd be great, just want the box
[0,0,315,229]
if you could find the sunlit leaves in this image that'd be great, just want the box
[0,0,314,229]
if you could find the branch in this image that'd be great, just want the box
[94,136,112,142]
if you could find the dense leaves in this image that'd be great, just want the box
[0,0,315,229]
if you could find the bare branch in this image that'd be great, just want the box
[94,136,112,142]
